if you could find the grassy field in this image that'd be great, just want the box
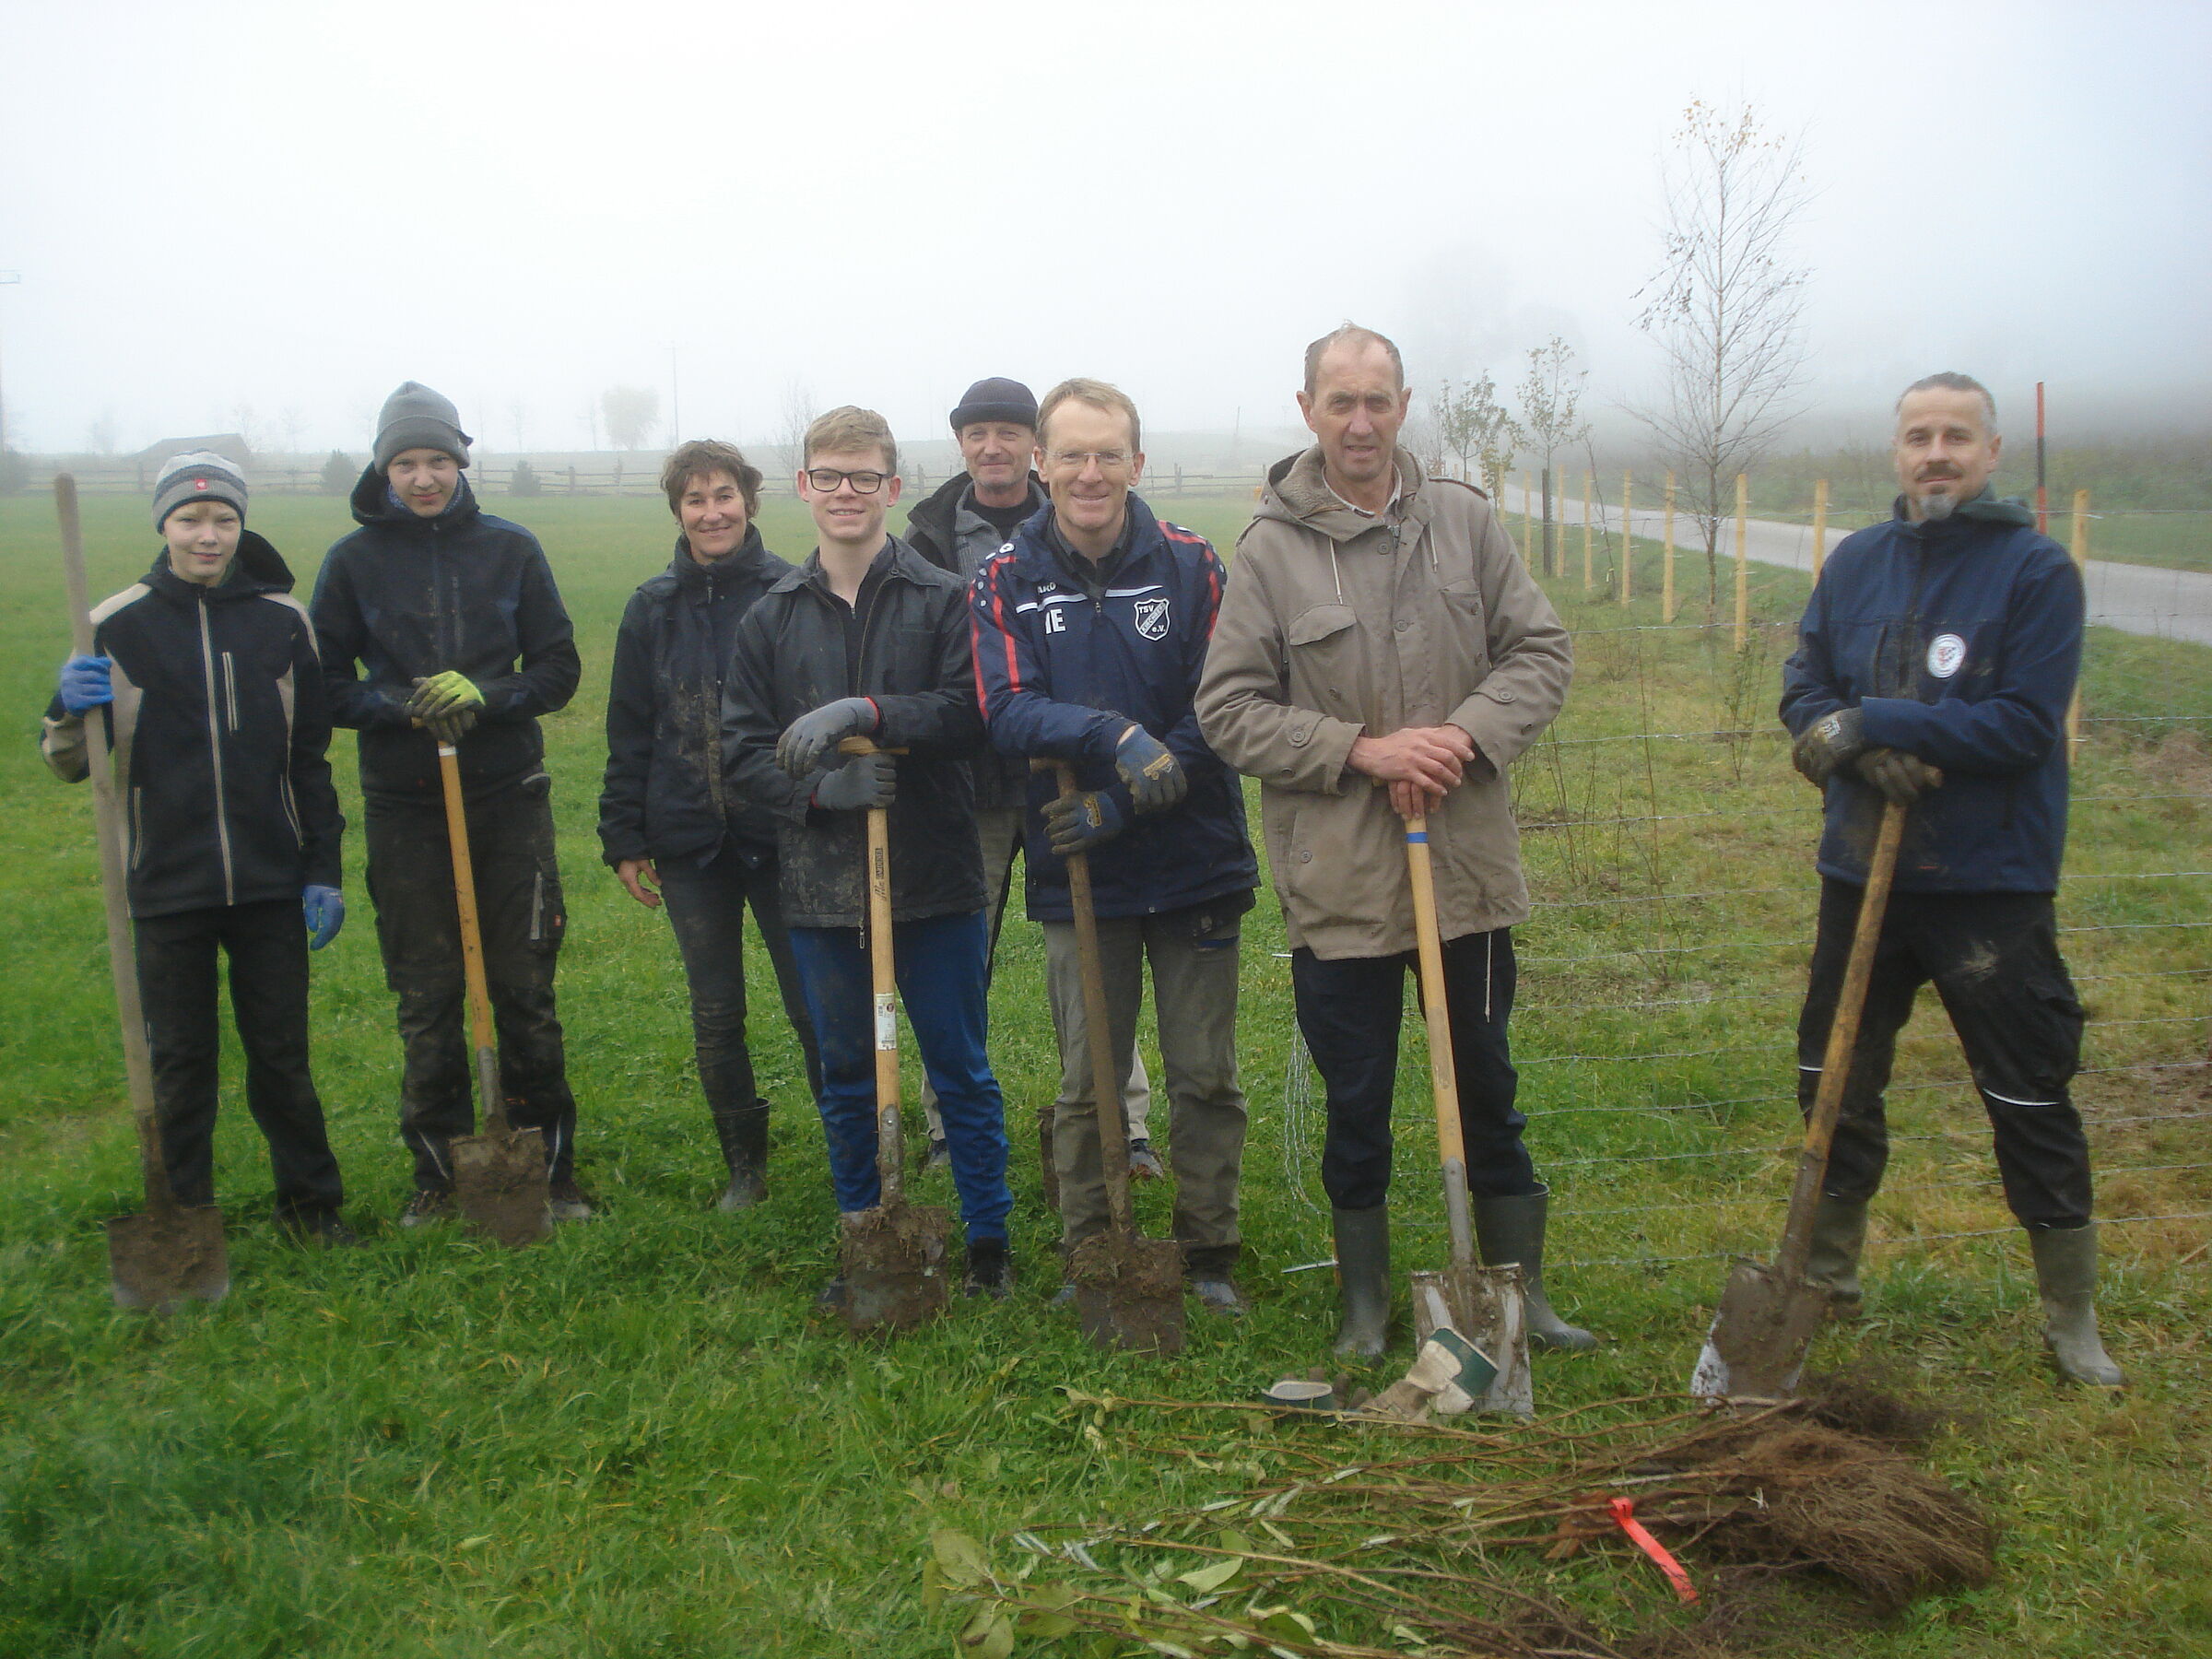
[0,484,2206,1657]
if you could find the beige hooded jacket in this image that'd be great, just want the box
[1194,446,1571,959]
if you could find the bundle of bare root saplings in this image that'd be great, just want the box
[927,1380,1994,1658]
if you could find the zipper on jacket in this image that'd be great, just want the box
[222,652,240,733]
[196,597,237,904]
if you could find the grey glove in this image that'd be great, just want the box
[812,750,896,812]
[1792,707,1867,787]
[778,697,877,779]
[1854,747,1941,804]
[1112,724,1187,816]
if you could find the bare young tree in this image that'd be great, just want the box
[228,400,264,458]
[1631,99,1812,613]
[276,406,307,456]
[1517,337,1591,577]
[600,385,661,452]
[85,409,119,456]
[773,381,818,480]
[1431,372,1523,499]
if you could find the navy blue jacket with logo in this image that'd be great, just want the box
[1779,491,2083,893]
[310,469,581,802]
[971,493,1256,924]
[41,535,344,919]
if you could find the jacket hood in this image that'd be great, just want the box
[1253,444,1430,544]
[148,529,295,596]
[668,524,781,589]
[349,463,484,530]
[1888,485,2036,530]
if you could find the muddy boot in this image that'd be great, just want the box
[1474,1188,1596,1352]
[1806,1194,1870,1320]
[964,1236,1014,1300]
[1331,1206,1391,1360]
[2029,1223,2125,1387]
[712,1106,769,1213]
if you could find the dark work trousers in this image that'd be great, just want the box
[656,851,822,1119]
[788,909,1013,1241]
[134,899,344,1219]
[365,780,578,1191]
[1293,927,1538,1212]
[1798,880,2093,1230]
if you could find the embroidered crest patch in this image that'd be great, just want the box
[1133,596,1171,640]
[1926,633,1967,679]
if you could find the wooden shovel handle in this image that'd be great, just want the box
[840,736,906,1202]
[56,476,180,1215]
[434,742,506,1134]
[1403,814,1477,1271]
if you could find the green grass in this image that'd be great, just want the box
[0,488,2207,1657]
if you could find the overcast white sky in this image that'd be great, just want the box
[3,0,2206,457]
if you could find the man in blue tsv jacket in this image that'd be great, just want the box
[1781,371,2121,1387]
[971,379,1258,1316]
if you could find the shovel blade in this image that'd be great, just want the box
[1691,1257,1830,1400]
[452,1126,554,1247]
[1069,1230,1185,1355]
[841,1201,952,1335]
[1412,1265,1532,1417]
[106,1205,229,1312]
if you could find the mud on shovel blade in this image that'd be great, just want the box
[838,740,950,1335]
[1402,813,1524,1406]
[1693,799,1912,1400]
[434,741,552,1246]
[1047,761,1184,1355]
[54,477,231,1310]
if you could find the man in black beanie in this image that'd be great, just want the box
[310,382,590,1224]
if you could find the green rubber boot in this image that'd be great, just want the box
[1473,1188,1596,1352]
[1806,1194,1869,1320]
[2029,1223,2125,1388]
[1330,1206,1391,1361]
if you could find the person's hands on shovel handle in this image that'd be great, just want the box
[1350,724,1477,819]
[59,653,113,712]
[1854,748,1942,804]
[614,858,662,909]
[778,698,879,777]
[1112,724,1187,815]
[1791,708,1867,787]
[1045,786,1124,853]
[813,750,897,812]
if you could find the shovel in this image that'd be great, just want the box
[1692,796,1910,1400]
[1401,811,1529,1415]
[56,476,231,1312]
[435,739,554,1246]
[1048,761,1185,1355]
[836,738,952,1335]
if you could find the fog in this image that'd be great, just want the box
[3,0,2206,461]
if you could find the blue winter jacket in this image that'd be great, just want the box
[971,493,1256,924]
[1779,491,2083,893]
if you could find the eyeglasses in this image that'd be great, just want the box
[1044,450,1133,474]
[804,468,888,494]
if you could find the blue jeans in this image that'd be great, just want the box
[788,909,1012,1241]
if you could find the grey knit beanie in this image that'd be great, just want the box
[151,451,249,531]
[373,381,473,469]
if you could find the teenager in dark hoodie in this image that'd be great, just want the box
[598,440,820,1210]
[43,453,352,1241]
[309,383,588,1224]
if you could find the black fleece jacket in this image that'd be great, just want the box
[309,469,581,801]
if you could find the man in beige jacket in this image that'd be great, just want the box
[1196,324,1591,1359]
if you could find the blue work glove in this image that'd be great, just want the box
[59,655,112,712]
[1113,724,1187,815]
[811,750,897,812]
[777,698,878,778]
[302,885,345,950]
[1044,787,1124,854]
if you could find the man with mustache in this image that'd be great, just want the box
[1781,371,2121,1386]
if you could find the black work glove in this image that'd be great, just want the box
[811,750,896,812]
[1853,747,1942,805]
[777,697,878,779]
[1044,788,1124,854]
[422,706,479,744]
[1112,724,1187,816]
[1791,707,1867,787]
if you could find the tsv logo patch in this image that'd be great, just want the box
[1133,596,1171,640]
[1926,633,1967,679]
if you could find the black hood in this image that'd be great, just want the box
[349,463,484,531]
[149,529,295,597]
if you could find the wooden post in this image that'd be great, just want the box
[2067,488,2089,759]
[1661,471,1677,625]
[1810,477,1830,583]
[1732,472,1749,652]
[1618,470,1634,606]
[1581,469,1594,596]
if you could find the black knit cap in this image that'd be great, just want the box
[948,377,1038,432]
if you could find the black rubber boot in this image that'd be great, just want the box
[1473,1188,1596,1352]
[964,1236,1015,1300]
[1330,1206,1391,1360]
[1806,1194,1869,1320]
[2029,1223,2125,1387]
[712,1106,769,1213]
